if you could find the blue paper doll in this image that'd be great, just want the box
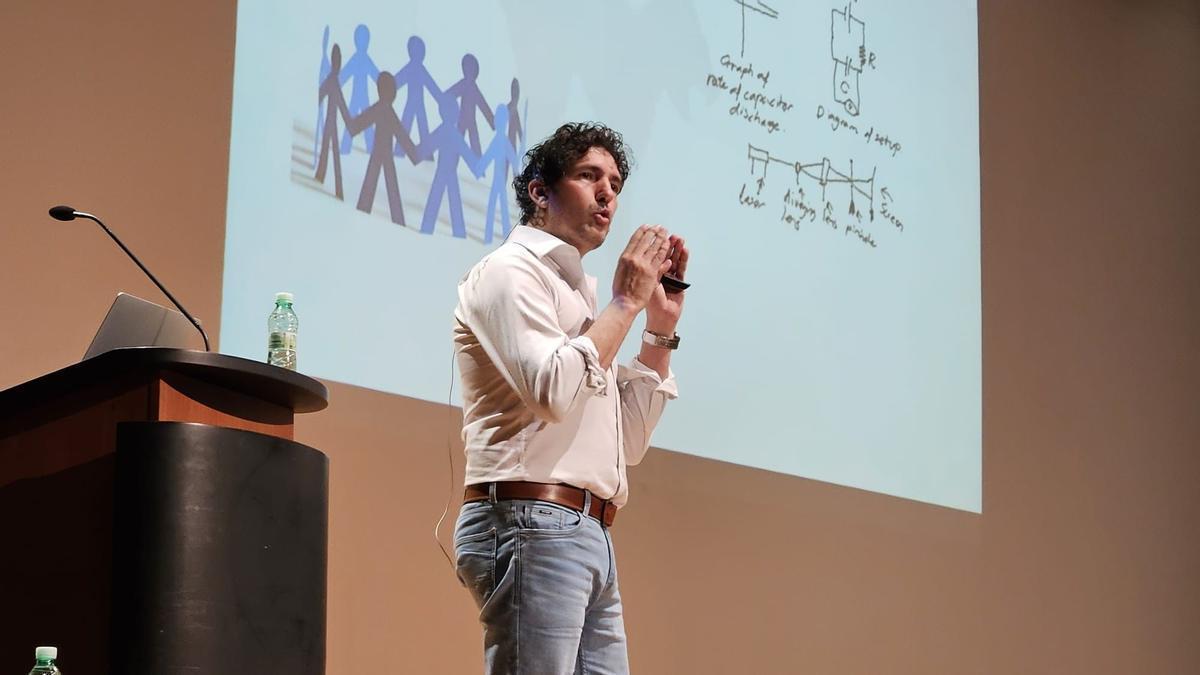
[339,24,380,154]
[475,103,519,244]
[416,96,482,238]
[393,35,442,152]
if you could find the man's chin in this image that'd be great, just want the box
[589,226,609,248]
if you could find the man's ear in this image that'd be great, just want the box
[529,178,548,206]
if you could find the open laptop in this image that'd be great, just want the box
[83,292,198,359]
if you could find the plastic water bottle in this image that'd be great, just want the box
[267,292,299,370]
[28,646,62,674]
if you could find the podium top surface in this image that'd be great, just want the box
[0,347,329,415]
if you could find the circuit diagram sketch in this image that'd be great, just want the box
[747,143,876,220]
[831,4,870,117]
[734,0,779,58]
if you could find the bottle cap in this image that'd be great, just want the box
[275,292,294,304]
[35,646,57,661]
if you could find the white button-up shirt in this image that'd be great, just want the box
[453,225,678,506]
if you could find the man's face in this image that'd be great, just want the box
[539,147,623,256]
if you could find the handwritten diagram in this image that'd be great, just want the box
[702,2,913,247]
[734,0,779,58]
[831,4,874,117]
[747,143,876,221]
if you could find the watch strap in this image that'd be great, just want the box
[642,329,680,350]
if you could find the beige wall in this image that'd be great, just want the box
[2,1,1197,672]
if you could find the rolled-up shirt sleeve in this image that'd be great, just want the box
[459,254,607,423]
[618,357,678,466]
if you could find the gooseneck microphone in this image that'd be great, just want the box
[49,205,211,352]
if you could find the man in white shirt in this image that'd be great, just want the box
[452,122,688,674]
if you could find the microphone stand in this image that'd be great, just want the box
[52,206,211,351]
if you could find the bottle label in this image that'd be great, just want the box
[268,332,297,350]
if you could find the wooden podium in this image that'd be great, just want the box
[0,348,329,674]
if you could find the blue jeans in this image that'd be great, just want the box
[454,489,629,674]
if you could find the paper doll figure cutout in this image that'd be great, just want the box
[315,44,350,199]
[476,103,519,244]
[416,96,482,238]
[506,78,525,155]
[313,26,332,166]
[443,53,494,157]
[346,72,420,225]
[393,35,443,153]
[339,24,380,154]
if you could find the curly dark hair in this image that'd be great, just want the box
[513,122,632,226]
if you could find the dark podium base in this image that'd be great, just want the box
[0,349,329,674]
[0,453,116,672]
[111,422,328,674]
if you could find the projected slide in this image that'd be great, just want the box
[222,1,981,512]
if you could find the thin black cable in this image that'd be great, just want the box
[433,343,458,568]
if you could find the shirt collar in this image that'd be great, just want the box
[508,225,587,290]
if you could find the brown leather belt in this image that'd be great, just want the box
[464,481,618,527]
